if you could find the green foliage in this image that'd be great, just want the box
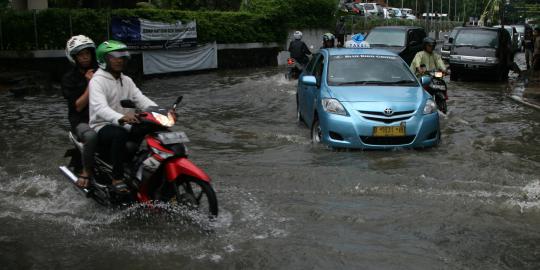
[242,0,338,29]
[0,8,285,50]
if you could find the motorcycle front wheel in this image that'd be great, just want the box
[435,93,447,114]
[171,177,218,218]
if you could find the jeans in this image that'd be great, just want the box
[75,123,98,175]
[97,125,129,179]
[525,49,533,69]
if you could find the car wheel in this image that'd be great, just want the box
[310,118,322,144]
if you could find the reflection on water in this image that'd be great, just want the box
[0,67,539,269]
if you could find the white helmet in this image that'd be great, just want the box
[65,35,95,64]
[293,31,303,40]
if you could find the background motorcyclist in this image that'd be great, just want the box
[288,31,311,66]
[61,35,98,188]
[89,40,157,193]
[410,37,446,76]
[322,33,336,49]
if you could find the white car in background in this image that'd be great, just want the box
[400,8,417,20]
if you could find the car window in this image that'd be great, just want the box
[366,29,406,46]
[454,30,498,48]
[305,54,319,75]
[313,55,325,87]
[410,29,425,44]
[327,54,418,86]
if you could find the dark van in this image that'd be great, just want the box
[448,27,513,81]
[365,26,426,64]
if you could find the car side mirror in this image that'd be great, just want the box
[301,75,317,86]
[120,99,136,108]
[448,37,453,43]
[420,75,432,86]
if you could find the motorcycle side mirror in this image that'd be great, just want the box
[420,75,432,86]
[120,99,136,108]
[173,96,183,110]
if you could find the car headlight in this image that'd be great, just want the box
[322,98,347,116]
[423,99,437,114]
[485,57,499,64]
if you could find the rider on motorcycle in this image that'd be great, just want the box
[61,35,98,188]
[409,37,446,76]
[322,33,336,49]
[89,40,157,193]
[288,31,311,66]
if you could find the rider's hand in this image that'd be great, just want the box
[119,112,139,125]
[85,69,95,81]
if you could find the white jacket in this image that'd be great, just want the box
[89,69,157,132]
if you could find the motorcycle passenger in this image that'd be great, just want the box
[322,33,336,49]
[89,40,157,193]
[410,37,446,76]
[61,35,98,188]
[524,26,534,70]
[288,31,311,66]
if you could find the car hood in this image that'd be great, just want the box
[369,45,405,54]
[452,46,496,57]
[327,85,424,103]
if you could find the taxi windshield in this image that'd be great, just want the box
[327,55,418,86]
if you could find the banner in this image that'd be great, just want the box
[142,43,218,75]
[111,17,197,49]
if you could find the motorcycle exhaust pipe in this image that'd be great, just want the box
[59,166,90,195]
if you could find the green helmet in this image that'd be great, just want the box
[96,40,130,69]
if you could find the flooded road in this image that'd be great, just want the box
[1,66,539,269]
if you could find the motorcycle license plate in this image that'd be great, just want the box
[157,131,190,144]
[373,126,406,137]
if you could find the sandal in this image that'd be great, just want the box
[111,180,130,194]
[76,175,90,189]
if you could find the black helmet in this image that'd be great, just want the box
[423,37,436,47]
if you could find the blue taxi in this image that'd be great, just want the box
[296,46,440,149]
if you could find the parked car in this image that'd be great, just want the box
[360,2,383,17]
[493,25,519,53]
[296,48,440,149]
[511,24,531,51]
[448,27,513,81]
[400,8,417,19]
[441,28,458,61]
[365,26,426,64]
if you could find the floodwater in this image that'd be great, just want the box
[0,64,539,270]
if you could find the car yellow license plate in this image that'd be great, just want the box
[373,126,406,137]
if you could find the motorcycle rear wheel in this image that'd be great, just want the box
[172,177,218,218]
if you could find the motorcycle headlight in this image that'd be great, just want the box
[322,98,347,116]
[423,99,437,114]
[485,57,499,64]
[152,112,176,127]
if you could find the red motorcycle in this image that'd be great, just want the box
[59,96,218,218]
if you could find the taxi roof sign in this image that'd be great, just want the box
[345,40,370,49]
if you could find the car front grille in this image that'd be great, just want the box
[360,136,416,145]
[358,110,415,124]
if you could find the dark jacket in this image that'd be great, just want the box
[335,21,346,35]
[288,40,311,65]
[62,68,91,131]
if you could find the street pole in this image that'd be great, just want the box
[454,0,457,21]
[448,0,450,20]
